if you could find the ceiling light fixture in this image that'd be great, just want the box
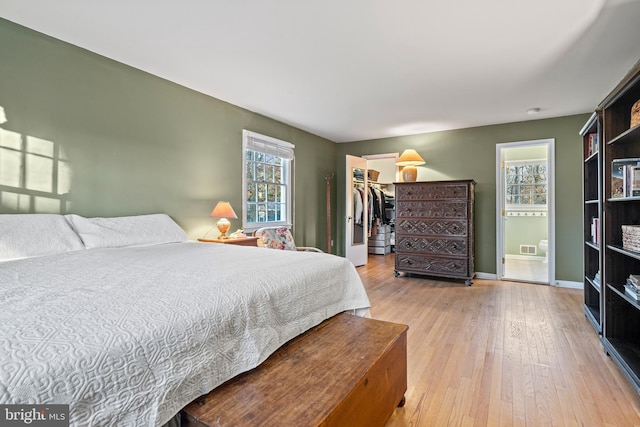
[527,108,541,114]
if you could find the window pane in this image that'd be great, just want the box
[257,204,266,222]
[265,164,274,182]
[267,203,277,221]
[267,184,276,202]
[245,161,254,181]
[257,183,266,202]
[247,204,257,222]
[265,153,275,164]
[245,150,254,161]
[247,183,256,202]
[534,194,547,204]
[256,163,265,182]
[255,151,264,162]
[274,165,282,184]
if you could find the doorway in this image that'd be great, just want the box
[496,139,555,284]
[345,154,398,266]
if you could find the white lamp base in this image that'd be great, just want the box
[217,218,231,239]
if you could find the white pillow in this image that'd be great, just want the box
[65,214,187,249]
[0,214,85,261]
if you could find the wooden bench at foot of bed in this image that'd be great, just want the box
[181,312,408,427]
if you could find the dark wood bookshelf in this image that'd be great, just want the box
[581,111,602,334]
[596,61,640,394]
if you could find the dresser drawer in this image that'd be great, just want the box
[396,183,470,201]
[395,236,467,256]
[395,254,472,277]
[396,201,468,219]
[396,218,468,237]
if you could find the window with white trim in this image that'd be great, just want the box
[242,130,294,232]
[505,159,547,209]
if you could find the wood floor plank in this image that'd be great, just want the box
[358,254,640,426]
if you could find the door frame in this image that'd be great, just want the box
[495,138,556,284]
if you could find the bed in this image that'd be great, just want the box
[0,213,371,426]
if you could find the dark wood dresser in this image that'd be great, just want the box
[394,180,475,285]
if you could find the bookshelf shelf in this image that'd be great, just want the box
[607,124,640,146]
[608,244,640,261]
[585,152,599,162]
[585,241,599,251]
[586,275,601,293]
[607,196,640,202]
[608,282,640,310]
[602,338,640,395]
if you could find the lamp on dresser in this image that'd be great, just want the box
[210,201,237,239]
[396,149,425,182]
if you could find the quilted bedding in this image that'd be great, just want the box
[0,241,370,426]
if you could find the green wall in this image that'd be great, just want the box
[337,114,589,282]
[504,215,547,257]
[0,18,336,249]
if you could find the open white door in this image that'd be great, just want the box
[346,155,368,266]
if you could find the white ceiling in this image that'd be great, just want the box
[2,0,640,142]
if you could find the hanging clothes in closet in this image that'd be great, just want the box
[352,182,366,243]
[368,185,389,229]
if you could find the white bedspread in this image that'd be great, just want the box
[0,242,370,426]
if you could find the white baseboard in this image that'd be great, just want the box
[475,272,498,280]
[553,280,583,289]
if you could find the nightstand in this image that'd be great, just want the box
[197,237,259,247]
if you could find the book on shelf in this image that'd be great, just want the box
[612,158,640,198]
[625,284,640,301]
[632,166,640,197]
[625,275,640,301]
[587,133,598,156]
[590,217,600,244]
[624,164,640,197]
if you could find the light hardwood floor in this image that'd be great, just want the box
[358,254,640,426]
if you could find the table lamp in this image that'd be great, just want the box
[396,149,425,182]
[210,201,237,239]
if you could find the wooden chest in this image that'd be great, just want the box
[394,180,475,285]
[181,313,408,427]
